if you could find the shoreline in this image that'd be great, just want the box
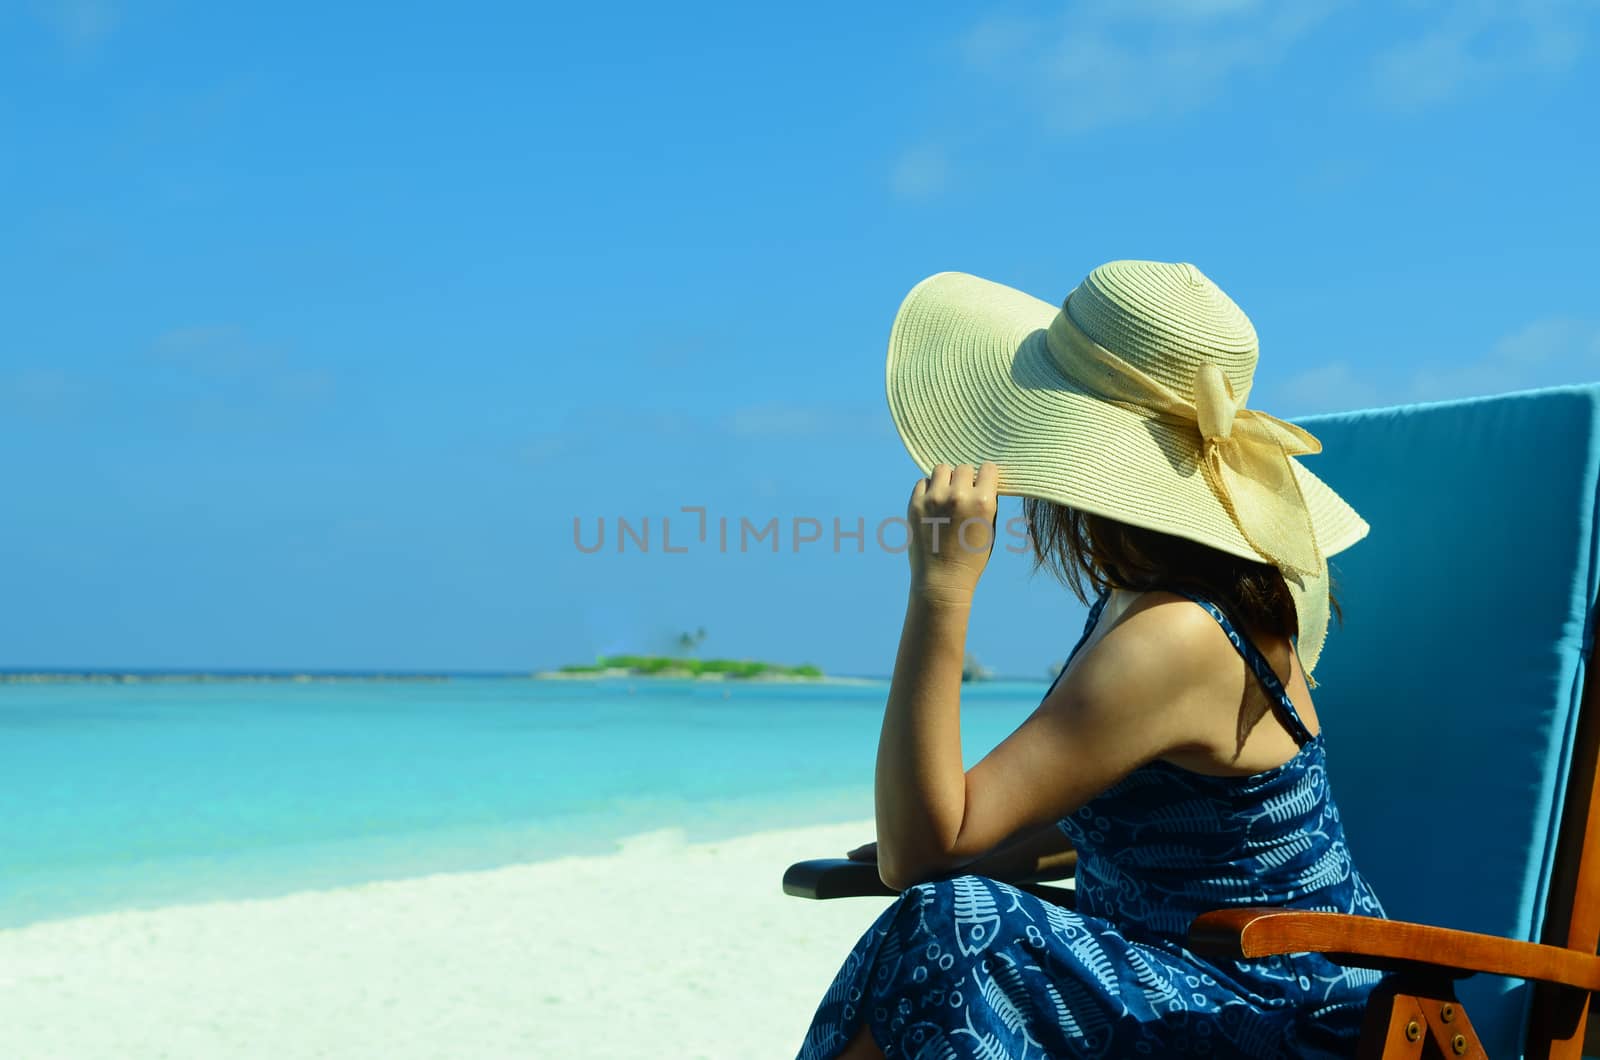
[531,668,884,685]
[0,671,1063,687]
[0,818,888,1059]
[0,670,889,686]
[0,671,457,684]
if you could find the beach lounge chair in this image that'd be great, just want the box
[783,384,1600,1058]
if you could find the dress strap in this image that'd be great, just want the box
[1044,590,1112,697]
[1162,587,1315,747]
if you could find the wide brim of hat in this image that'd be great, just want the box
[885,271,1370,563]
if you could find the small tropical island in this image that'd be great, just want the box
[536,627,829,682]
[539,655,824,681]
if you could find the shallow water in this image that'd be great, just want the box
[0,677,1047,927]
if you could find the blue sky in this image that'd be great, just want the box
[3,0,1598,675]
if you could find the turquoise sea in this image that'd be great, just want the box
[0,677,1049,929]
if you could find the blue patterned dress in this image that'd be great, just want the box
[797,589,1387,1059]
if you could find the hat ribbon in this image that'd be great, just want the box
[1046,307,1334,677]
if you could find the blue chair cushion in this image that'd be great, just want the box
[1297,384,1600,1057]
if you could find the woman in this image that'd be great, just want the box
[798,261,1386,1059]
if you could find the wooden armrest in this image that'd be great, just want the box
[1189,909,1600,992]
[783,858,1078,907]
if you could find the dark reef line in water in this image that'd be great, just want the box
[0,671,504,684]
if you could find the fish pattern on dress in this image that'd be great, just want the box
[797,588,1387,1059]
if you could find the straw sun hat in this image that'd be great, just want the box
[884,260,1369,677]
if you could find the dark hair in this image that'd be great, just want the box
[1022,498,1339,639]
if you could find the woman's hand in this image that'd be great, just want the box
[907,462,999,606]
[846,841,877,863]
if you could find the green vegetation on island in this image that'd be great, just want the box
[542,628,828,681]
[554,655,824,680]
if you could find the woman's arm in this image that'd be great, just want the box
[974,822,1077,881]
[873,589,977,890]
[871,466,1235,891]
[850,823,1076,883]
[873,463,997,890]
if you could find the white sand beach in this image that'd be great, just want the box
[0,819,890,1059]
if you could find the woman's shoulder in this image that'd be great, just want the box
[1061,589,1245,722]
[1096,589,1238,666]
[1095,587,1321,774]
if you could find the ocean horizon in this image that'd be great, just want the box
[0,676,1050,929]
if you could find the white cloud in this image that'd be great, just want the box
[1297,157,1369,194]
[153,325,260,377]
[36,0,119,56]
[1268,360,1384,416]
[148,324,338,424]
[0,368,90,421]
[521,437,566,467]
[1268,317,1600,416]
[725,402,889,439]
[949,0,1596,142]
[959,0,1342,133]
[1409,316,1600,401]
[1368,0,1596,109]
[888,145,951,202]
[1116,0,1270,17]
[960,15,1038,68]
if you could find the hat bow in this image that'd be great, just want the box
[1046,308,1333,675]
[1190,362,1323,580]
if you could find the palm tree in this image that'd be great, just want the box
[677,627,708,655]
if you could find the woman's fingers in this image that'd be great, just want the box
[905,461,1003,596]
[926,463,981,498]
[914,462,999,510]
[976,461,1000,497]
[846,842,877,862]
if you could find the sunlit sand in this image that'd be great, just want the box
[0,819,886,1059]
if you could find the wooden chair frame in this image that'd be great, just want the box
[783,595,1600,1058]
